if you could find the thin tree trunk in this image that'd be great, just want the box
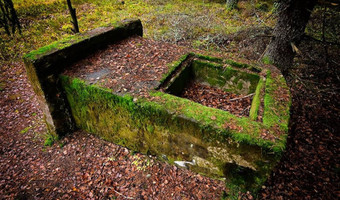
[66,0,79,33]
[0,0,10,35]
[0,0,20,35]
[263,0,317,74]
[6,0,21,34]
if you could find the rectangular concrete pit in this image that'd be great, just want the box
[24,19,291,194]
[161,57,262,118]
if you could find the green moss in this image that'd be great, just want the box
[150,91,280,150]
[155,54,289,154]
[262,55,272,65]
[225,59,262,73]
[191,60,260,95]
[23,20,139,61]
[61,75,207,156]
[249,78,264,120]
[44,133,58,146]
[263,70,290,134]
[191,52,224,63]
[263,71,275,126]
[225,59,249,69]
[158,53,190,86]
[146,124,155,134]
[19,126,31,134]
[23,34,86,61]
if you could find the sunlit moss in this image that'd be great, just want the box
[249,78,264,120]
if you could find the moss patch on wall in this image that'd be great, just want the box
[150,91,285,153]
[263,70,291,133]
[249,78,264,121]
[191,60,260,95]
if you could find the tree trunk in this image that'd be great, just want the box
[226,0,238,10]
[0,0,21,35]
[66,0,79,33]
[263,0,317,74]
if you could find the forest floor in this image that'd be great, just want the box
[1,0,340,199]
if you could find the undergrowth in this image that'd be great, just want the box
[1,0,275,64]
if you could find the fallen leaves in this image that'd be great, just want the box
[63,36,189,98]
[180,81,253,117]
[259,39,339,199]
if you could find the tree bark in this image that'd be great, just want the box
[263,0,317,74]
[66,0,79,33]
[226,0,238,10]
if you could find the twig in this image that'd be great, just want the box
[229,93,254,101]
[241,106,251,115]
[113,189,134,199]
[254,12,265,24]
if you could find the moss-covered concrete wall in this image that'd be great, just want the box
[60,75,279,191]
[192,60,260,95]
[24,20,291,193]
[23,19,143,136]
[164,58,260,96]
[151,53,290,192]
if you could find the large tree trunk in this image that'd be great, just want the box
[263,0,317,74]
[226,0,238,10]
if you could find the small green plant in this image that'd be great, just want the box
[44,133,58,146]
[262,55,272,65]
[131,155,153,171]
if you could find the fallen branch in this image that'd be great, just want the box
[229,93,254,101]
